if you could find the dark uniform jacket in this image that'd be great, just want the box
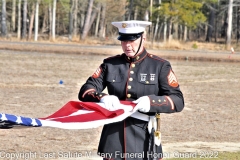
[78,49,184,160]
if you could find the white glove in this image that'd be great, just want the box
[132,96,150,113]
[100,95,121,111]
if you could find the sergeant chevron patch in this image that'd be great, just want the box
[167,70,179,87]
[92,66,102,78]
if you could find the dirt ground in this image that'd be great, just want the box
[0,42,240,160]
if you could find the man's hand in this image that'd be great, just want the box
[132,96,150,112]
[100,95,121,111]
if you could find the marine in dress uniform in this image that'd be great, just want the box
[78,21,184,160]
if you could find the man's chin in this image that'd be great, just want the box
[125,52,135,57]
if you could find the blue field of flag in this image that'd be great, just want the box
[0,113,42,129]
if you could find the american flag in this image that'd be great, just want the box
[0,101,136,129]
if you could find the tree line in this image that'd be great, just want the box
[0,0,240,48]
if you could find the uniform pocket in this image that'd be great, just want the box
[106,73,124,83]
[137,73,158,96]
[106,73,125,97]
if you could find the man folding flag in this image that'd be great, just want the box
[0,101,137,130]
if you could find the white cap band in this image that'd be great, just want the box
[112,20,152,34]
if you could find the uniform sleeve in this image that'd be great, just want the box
[78,62,108,102]
[147,61,184,113]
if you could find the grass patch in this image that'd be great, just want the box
[192,43,198,49]
[1,35,235,52]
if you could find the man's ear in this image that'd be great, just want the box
[141,35,146,44]
[142,31,147,42]
[143,36,146,42]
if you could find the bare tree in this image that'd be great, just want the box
[1,0,232,43]
[17,0,22,39]
[49,2,52,39]
[52,0,57,41]
[134,6,138,20]
[1,0,7,37]
[34,0,39,41]
[206,4,216,42]
[81,0,94,40]
[163,17,167,43]
[73,0,78,38]
[237,6,240,43]
[168,18,173,42]
[153,0,161,42]
[226,0,233,49]
[69,0,74,41]
[98,2,106,38]
[28,3,35,40]
[150,0,153,22]
[95,3,101,37]
[183,25,188,41]
[22,0,28,39]
[172,22,178,40]
[11,0,16,32]
[89,2,100,34]
[127,0,133,20]
[40,6,48,34]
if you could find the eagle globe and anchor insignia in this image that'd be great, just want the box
[122,23,127,28]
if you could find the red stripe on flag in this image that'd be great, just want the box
[40,101,135,121]
[40,101,82,120]
[45,109,124,122]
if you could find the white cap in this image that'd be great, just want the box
[111,20,152,34]
[111,20,152,41]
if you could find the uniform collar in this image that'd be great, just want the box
[125,48,147,63]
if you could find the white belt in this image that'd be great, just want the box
[130,112,161,146]
[130,112,149,121]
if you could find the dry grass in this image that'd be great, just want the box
[0,51,240,160]
[1,34,240,52]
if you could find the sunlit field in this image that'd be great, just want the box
[0,48,239,160]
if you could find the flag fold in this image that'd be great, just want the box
[0,101,136,129]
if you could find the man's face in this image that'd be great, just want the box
[121,36,145,57]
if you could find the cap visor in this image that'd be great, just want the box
[117,34,142,41]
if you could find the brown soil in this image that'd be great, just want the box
[0,41,240,160]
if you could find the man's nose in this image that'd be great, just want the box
[126,42,131,46]
[125,41,132,45]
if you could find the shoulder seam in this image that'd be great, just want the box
[105,54,123,60]
[147,53,166,62]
